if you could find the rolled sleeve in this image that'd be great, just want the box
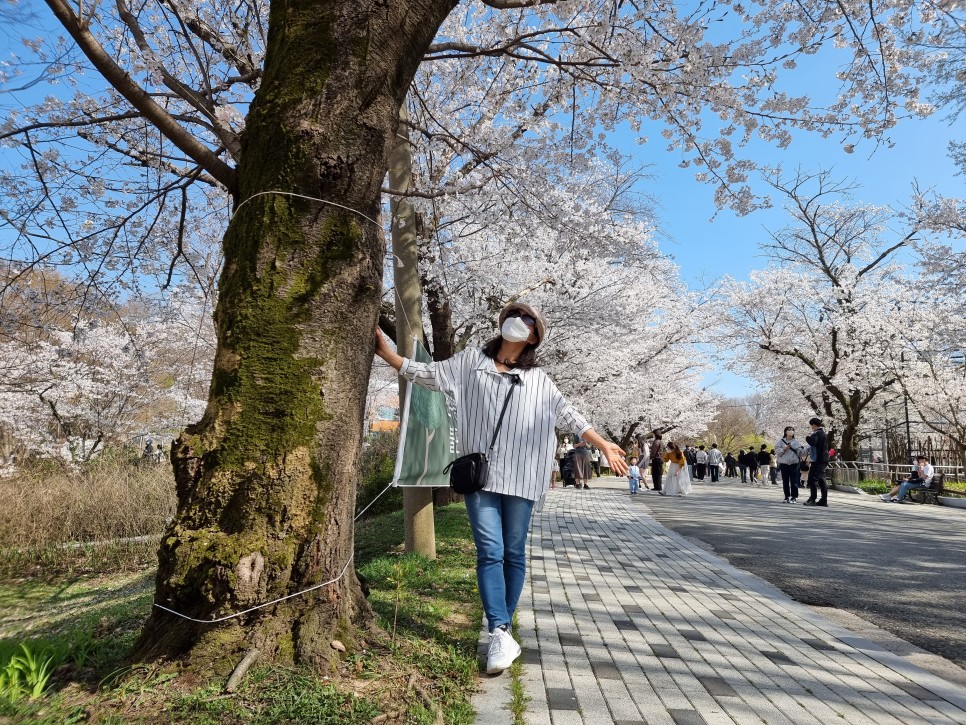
[398,350,466,395]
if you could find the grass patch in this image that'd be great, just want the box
[508,619,530,724]
[0,503,483,724]
[0,457,174,580]
[850,477,966,497]
[851,478,892,495]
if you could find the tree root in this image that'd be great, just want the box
[224,647,260,693]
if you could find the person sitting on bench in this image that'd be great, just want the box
[880,456,934,503]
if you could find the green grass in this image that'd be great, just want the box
[0,503,483,724]
[850,478,892,494]
[508,619,530,724]
[848,477,966,497]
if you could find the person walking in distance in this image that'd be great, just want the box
[803,418,830,507]
[724,451,737,478]
[685,445,697,480]
[694,445,708,480]
[707,443,723,482]
[742,448,758,483]
[374,301,628,675]
[590,446,602,478]
[648,430,664,492]
[756,445,770,486]
[574,438,592,489]
[775,427,806,503]
[737,448,748,483]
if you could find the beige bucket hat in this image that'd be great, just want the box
[498,301,547,347]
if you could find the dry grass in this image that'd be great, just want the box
[0,458,175,577]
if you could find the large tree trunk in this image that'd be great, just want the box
[134,0,456,670]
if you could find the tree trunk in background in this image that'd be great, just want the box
[389,102,436,558]
[134,0,455,669]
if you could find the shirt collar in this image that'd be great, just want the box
[476,351,525,380]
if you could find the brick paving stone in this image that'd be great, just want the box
[476,486,966,724]
[667,709,707,725]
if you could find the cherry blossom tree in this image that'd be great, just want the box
[0,277,213,462]
[1,0,961,667]
[723,171,926,459]
[882,282,966,469]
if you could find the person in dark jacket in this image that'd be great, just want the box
[804,418,830,507]
[756,445,771,486]
[724,451,737,478]
[648,430,664,492]
[742,448,759,483]
[737,449,747,482]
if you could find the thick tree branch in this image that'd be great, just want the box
[480,0,559,8]
[43,0,238,193]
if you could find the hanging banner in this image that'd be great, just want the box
[392,339,456,487]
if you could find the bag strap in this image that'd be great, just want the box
[488,374,521,452]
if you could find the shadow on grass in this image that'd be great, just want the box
[1,502,483,724]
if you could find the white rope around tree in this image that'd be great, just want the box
[153,189,415,624]
[152,479,396,624]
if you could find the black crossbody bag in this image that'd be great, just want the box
[444,374,521,495]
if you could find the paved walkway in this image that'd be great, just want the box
[473,482,966,724]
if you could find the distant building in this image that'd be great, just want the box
[367,388,400,433]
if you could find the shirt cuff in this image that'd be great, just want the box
[399,358,412,377]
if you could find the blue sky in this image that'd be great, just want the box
[3,9,964,398]
[615,107,964,397]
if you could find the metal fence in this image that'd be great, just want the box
[829,460,964,484]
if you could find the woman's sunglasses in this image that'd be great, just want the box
[507,311,536,326]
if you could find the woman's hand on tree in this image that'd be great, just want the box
[374,328,403,370]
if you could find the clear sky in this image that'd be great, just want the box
[3,9,964,400]
[614,106,964,397]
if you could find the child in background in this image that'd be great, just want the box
[627,456,642,495]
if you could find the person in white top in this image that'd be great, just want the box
[880,455,935,503]
[706,443,724,482]
[374,301,628,675]
[694,445,708,480]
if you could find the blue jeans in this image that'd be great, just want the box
[628,477,640,493]
[897,481,927,501]
[464,490,535,632]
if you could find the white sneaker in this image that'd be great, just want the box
[790,498,798,503]
[486,627,521,674]
[879,493,891,501]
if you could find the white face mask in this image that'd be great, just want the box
[501,316,532,343]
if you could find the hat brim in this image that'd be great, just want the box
[499,302,546,346]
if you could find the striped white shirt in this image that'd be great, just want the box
[399,348,592,501]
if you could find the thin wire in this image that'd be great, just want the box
[232,190,381,226]
[152,479,398,624]
[154,188,420,624]
[153,555,355,625]
[231,189,415,341]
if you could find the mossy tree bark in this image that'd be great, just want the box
[134,0,456,670]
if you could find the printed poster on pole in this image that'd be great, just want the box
[392,338,456,487]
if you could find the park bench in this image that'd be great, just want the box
[907,474,946,505]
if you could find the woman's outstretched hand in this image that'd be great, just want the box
[604,443,628,476]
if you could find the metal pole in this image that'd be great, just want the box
[904,396,913,466]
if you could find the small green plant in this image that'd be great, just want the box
[0,643,60,702]
[508,618,530,724]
